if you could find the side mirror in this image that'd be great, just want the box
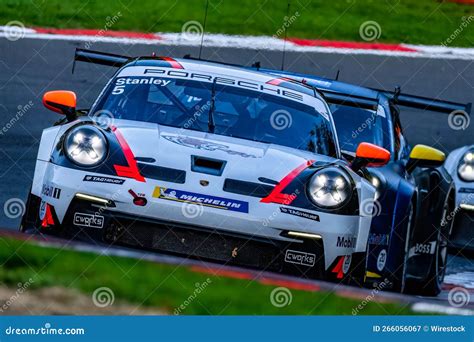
[406,144,445,173]
[43,90,77,121]
[351,142,391,171]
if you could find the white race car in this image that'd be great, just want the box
[445,145,474,252]
[21,49,390,282]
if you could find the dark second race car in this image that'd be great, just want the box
[263,69,470,295]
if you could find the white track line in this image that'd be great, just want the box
[1,28,474,60]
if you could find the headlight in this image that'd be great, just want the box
[458,150,474,182]
[308,167,352,208]
[64,126,107,166]
[368,173,385,200]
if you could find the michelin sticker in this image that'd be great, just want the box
[153,187,249,213]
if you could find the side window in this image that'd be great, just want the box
[390,104,409,160]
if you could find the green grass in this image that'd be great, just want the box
[1,0,473,46]
[0,236,413,315]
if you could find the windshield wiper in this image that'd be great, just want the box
[208,79,217,133]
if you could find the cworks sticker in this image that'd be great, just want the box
[153,187,249,213]
[284,250,316,267]
[74,213,104,229]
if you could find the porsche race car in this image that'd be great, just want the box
[20,49,389,283]
[445,145,474,253]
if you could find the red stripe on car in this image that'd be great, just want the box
[161,57,184,69]
[41,204,55,228]
[111,126,145,182]
[260,160,314,204]
[266,77,294,86]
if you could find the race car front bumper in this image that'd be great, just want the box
[57,196,330,280]
[449,188,474,252]
[30,161,371,281]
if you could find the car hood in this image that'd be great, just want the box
[110,119,338,183]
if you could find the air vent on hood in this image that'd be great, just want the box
[223,179,275,198]
[191,156,226,176]
[137,163,186,184]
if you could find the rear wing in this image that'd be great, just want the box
[72,48,131,72]
[373,87,471,115]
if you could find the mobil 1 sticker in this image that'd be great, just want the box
[112,77,171,95]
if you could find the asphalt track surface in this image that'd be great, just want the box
[0,37,473,308]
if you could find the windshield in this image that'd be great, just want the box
[93,76,338,157]
[330,103,391,154]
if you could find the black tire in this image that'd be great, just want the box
[405,193,453,296]
[19,190,41,233]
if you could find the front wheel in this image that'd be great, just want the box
[19,190,41,233]
[405,195,453,296]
